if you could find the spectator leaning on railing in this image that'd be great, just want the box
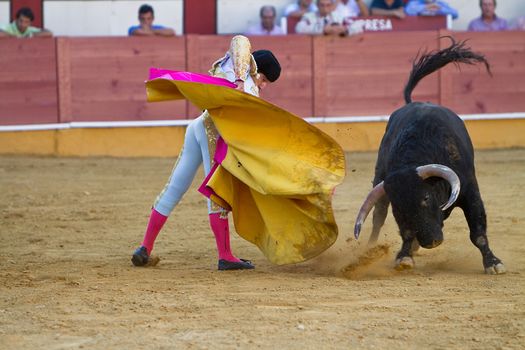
[295,0,362,36]
[128,4,175,36]
[284,0,318,19]
[468,0,508,32]
[245,5,285,35]
[334,0,370,18]
[0,7,52,38]
[404,0,458,20]
[370,0,406,19]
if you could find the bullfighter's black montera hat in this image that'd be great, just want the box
[252,50,281,82]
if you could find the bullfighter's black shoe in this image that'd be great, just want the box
[131,246,160,267]
[218,259,255,271]
[131,246,149,266]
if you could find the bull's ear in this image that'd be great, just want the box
[416,164,460,211]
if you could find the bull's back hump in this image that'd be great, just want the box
[389,102,463,128]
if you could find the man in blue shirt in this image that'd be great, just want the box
[128,4,175,36]
[468,0,508,32]
[370,0,406,19]
[405,0,459,20]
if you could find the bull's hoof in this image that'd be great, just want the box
[485,263,506,275]
[395,256,414,271]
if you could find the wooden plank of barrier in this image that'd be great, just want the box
[313,35,327,117]
[0,38,58,125]
[67,37,187,122]
[184,34,202,119]
[2,32,525,128]
[186,35,231,74]
[321,31,440,117]
[185,35,231,118]
[185,34,201,74]
[249,35,314,118]
[186,35,314,119]
[56,37,72,123]
[437,33,457,108]
[439,30,525,114]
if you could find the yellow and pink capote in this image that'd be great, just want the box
[146,70,345,265]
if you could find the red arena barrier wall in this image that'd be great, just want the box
[0,38,58,125]
[1,31,524,126]
[438,31,525,114]
[57,36,188,123]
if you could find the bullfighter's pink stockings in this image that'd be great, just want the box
[141,208,168,255]
[209,213,241,262]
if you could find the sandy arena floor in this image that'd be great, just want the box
[0,149,524,349]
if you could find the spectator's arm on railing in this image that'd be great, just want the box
[153,27,175,37]
[404,1,425,16]
[356,0,370,17]
[34,29,53,37]
[370,7,405,19]
[438,3,458,20]
[405,1,458,20]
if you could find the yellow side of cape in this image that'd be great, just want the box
[147,79,346,264]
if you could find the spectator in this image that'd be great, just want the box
[0,7,52,38]
[245,5,285,35]
[335,0,370,18]
[370,0,406,19]
[468,0,508,32]
[295,0,354,36]
[128,4,175,36]
[284,0,318,19]
[405,0,458,20]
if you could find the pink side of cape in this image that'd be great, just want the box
[148,68,236,88]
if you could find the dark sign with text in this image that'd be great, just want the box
[345,16,448,32]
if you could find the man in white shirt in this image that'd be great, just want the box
[296,0,360,36]
[334,0,369,18]
[284,0,318,18]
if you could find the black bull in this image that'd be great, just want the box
[354,38,506,274]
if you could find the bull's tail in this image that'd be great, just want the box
[404,37,491,104]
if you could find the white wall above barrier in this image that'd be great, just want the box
[43,0,183,36]
[2,1,524,37]
[0,0,10,27]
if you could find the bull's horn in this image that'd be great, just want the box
[416,164,460,211]
[354,182,386,239]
